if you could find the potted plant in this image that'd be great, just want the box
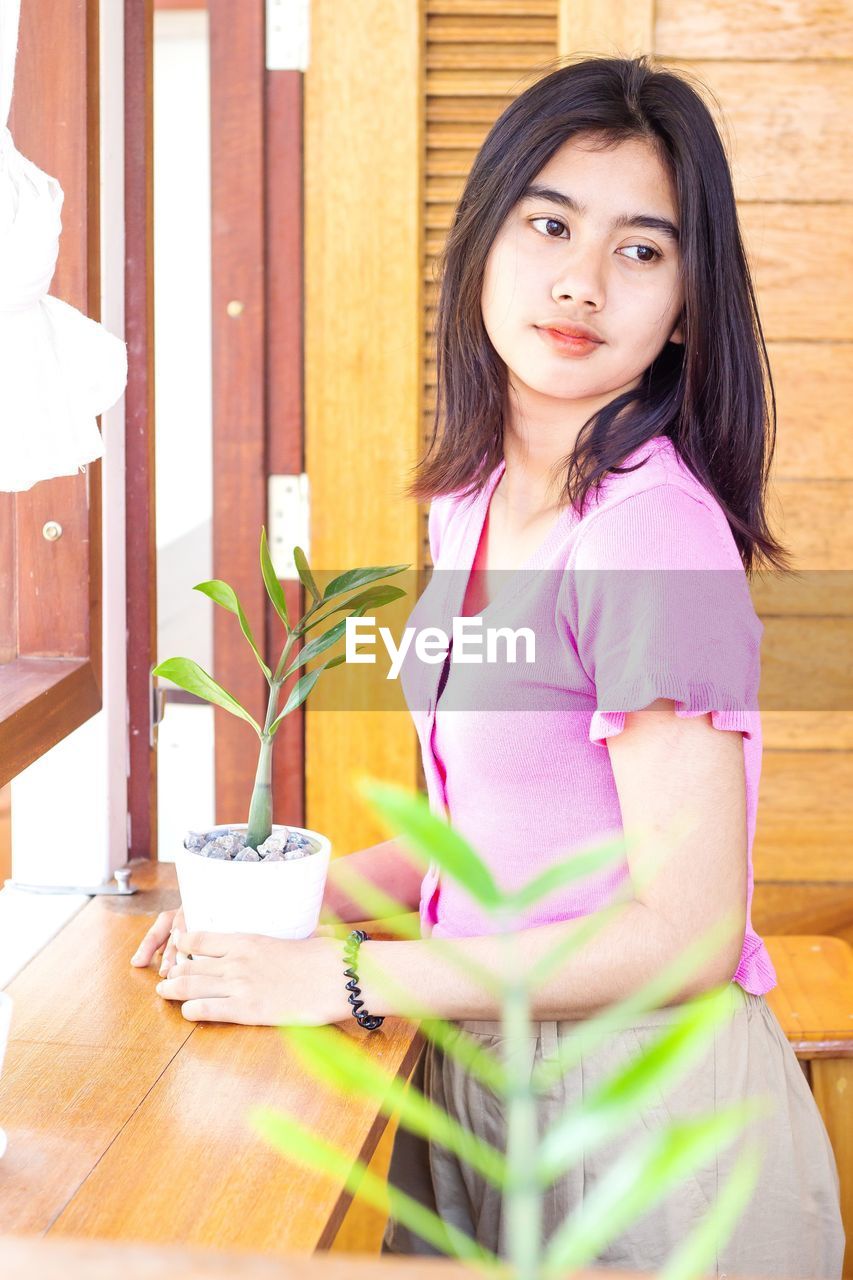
[152,527,408,939]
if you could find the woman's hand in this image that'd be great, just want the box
[154,930,355,1026]
[131,906,187,976]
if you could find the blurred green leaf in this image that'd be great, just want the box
[356,777,503,911]
[281,1026,507,1188]
[505,834,629,913]
[536,984,738,1183]
[293,547,322,602]
[251,1106,502,1269]
[151,658,261,736]
[542,1098,770,1273]
[531,910,745,1093]
[322,563,409,601]
[193,579,272,680]
[260,526,290,629]
[657,1139,764,1280]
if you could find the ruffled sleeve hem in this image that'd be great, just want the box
[589,679,760,746]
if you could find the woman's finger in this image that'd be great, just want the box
[166,956,223,979]
[158,908,187,976]
[155,973,231,1002]
[130,910,177,968]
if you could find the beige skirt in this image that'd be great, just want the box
[382,983,845,1277]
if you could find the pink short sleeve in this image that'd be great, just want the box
[561,484,763,746]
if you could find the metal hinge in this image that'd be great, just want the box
[150,664,166,749]
[268,473,310,579]
[266,0,310,71]
[5,868,138,896]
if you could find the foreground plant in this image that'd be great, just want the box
[252,782,771,1280]
[152,529,408,849]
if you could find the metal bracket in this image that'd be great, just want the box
[4,868,137,896]
[150,665,166,749]
[268,473,310,579]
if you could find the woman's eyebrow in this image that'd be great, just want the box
[520,183,680,244]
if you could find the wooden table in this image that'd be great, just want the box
[0,860,423,1254]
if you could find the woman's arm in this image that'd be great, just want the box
[354,698,748,1021]
[157,702,749,1026]
[319,838,425,925]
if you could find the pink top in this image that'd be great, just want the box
[399,434,776,996]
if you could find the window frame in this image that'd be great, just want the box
[0,0,104,788]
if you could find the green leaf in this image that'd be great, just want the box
[281,1026,507,1188]
[296,583,408,635]
[536,984,740,1184]
[282,617,348,679]
[319,858,426,937]
[505,834,629,913]
[268,655,338,733]
[193,579,272,680]
[293,547,322,602]
[531,911,745,1093]
[356,776,503,911]
[151,658,262,736]
[541,1098,770,1274]
[322,563,409,602]
[251,1107,502,1270]
[260,526,290,629]
[657,1140,764,1280]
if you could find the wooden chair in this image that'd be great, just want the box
[764,935,853,1277]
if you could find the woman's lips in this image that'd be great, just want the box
[535,325,602,356]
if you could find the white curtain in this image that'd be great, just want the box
[0,0,127,493]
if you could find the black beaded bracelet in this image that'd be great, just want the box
[343,929,384,1031]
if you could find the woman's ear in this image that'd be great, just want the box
[669,318,684,345]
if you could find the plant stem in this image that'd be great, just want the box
[246,734,274,849]
[500,914,544,1280]
[245,600,322,847]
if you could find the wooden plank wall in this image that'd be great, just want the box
[304,2,424,856]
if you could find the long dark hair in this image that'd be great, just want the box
[406,54,791,577]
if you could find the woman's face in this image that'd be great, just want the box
[480,134,685,420]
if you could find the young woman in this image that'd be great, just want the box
[132,55,845,1275]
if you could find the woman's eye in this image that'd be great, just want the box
[529,217,661,263]
[621,244,661,263]
[530,216,568,239]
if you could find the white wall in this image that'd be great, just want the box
[153,10,215,859]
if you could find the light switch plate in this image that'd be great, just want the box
[266,0,310,71]
[268,473,310,579]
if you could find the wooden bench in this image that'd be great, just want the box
[764,934,853,1278]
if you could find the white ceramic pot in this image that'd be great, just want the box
[0,992,11,1157]
[174,823,331,940]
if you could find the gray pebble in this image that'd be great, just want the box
[284,837,311,853]
[183,831,208,851]
[217,833,247,856]
[234,847,261,861]
[257,831,290,858]
[262,849,284,862]
[283,847,310,861]
[203,844,231,859]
